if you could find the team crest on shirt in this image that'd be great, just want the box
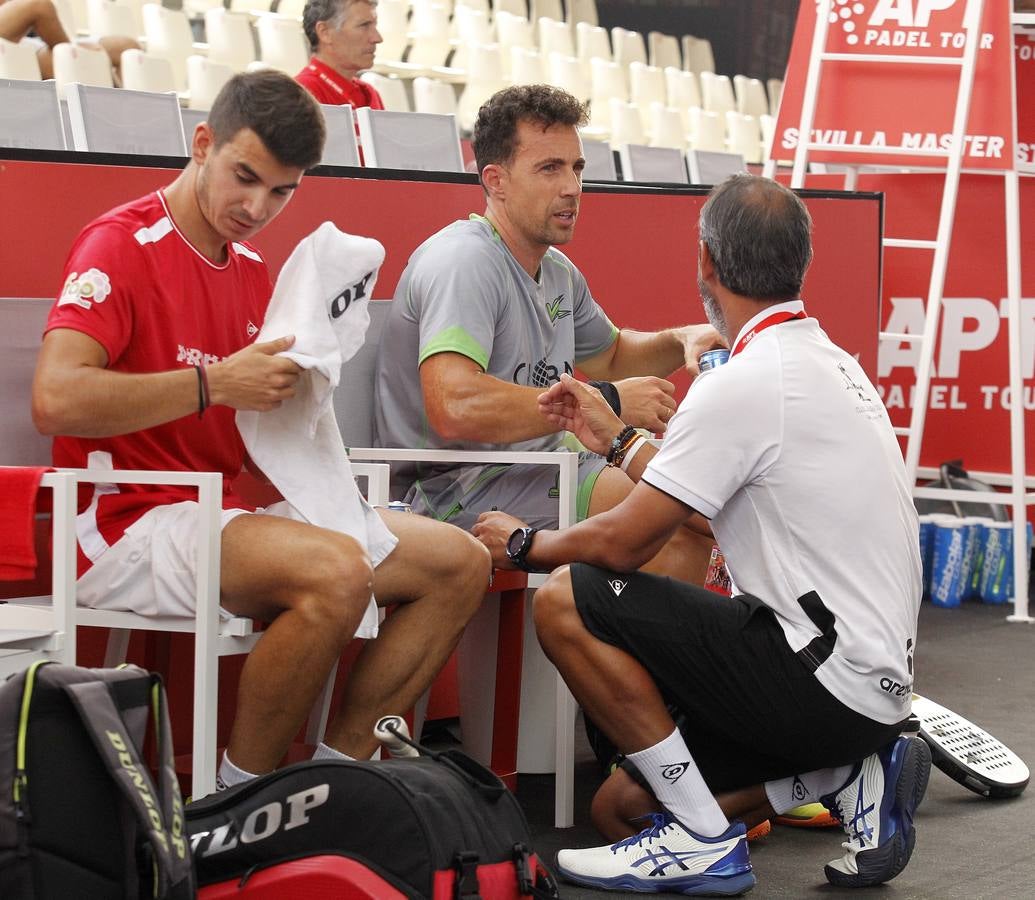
[58,268,112,310]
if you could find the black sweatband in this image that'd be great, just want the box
[588,380,621,415]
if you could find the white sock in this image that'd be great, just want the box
[312,741,355,762]
[217,752,259,790]
[626,727,730,837]
[764,765,854,814]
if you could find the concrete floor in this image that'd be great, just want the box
[517,595,1035,899]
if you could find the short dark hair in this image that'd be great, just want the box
[699,174,813,301]
[472,84,588,178]
[207,70,326,171]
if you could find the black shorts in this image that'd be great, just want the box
[571,564,906,793]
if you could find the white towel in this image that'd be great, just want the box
[237,222,396,639]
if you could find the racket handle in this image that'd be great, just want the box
[374,715,420,758]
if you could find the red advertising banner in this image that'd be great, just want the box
[775,0,1016,169]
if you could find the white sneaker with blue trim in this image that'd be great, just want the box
[555,813,755,896]
[821,735,932,887]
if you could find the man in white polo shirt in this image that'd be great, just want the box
[475,174,928,895]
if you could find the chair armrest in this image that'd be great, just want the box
[344,448,579,529]
[349,462,390,507]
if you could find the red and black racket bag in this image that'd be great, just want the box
[186,749,558,899]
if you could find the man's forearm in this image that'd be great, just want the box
[427,372,562,444]
[33,364,202,438]
[595,328,690,380]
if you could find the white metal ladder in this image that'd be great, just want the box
[785,0,1032,621]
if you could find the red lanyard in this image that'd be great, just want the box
[730,310,806,358]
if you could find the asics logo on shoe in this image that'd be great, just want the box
[659,761,690,783]
[848,777,875,842]
[609,579,627,596]
[632,846,724,877]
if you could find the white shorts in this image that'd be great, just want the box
[76,500,288,620]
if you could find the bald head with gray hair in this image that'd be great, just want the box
[699,174,813,301]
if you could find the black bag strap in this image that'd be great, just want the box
[453,851,482,899]
[62,674,195,900]
[513,844,560,899]
[795,591,838,673]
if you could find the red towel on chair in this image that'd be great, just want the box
[0,466,52,580]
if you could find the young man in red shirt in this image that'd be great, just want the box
[297,0,385,108]
[33,70,488,793]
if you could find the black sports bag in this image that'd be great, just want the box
[0,662,194,899]
[186,745,559,899]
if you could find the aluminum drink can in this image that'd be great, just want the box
[387,501,413,513]
[699,349,731,372]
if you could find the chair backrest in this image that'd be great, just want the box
[648,105,687,151]
[647,31,680,70]
[494,0,528,18]
[457,44,507,131]
[700,70,735,114]
[681,34,715,74]
[580,136,616,181]
[186,54,235,110]
[612,26,647,68]
[332,300,392,448]
[688,106,725,152]
[355,107,464,172]
[589,56,626,103]
[538,17,574,58]
[376,0,410,65]
[725,110,761,164]
[407,5,452,67]
[607,97,645,146]
[412,76,458,115]
[567,0,597,27]
[277,0,305,19]
[141,3,194,90]
[180,106,207,138]
[0,79,66,150]
[508,46,543,85]
[119,48,177,94]
[256,13,308,74]
[734,74,768,119]
[53,42,113,99]
[87,0,143,39]
[628,61,665,131]
[320,103,361,167]
[686,148,746,185]
[665,66,700,111]
[530,0,563,24]
[0,37,43,80]
[360,71,410,111]
[66,82,187,155]
[575,22,610,66]
[618,143,688,184]
[0,298,55,467]
[204,9,258,72]
[546,52,588,103]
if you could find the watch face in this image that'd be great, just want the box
[507,528,527,558]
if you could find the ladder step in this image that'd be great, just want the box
[880,332,924,343]
[821,52,965,66]
[893,427,911,437]
[804,143,951,157]
[884,238,938,250]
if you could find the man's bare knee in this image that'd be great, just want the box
[533,566,578,641]
[287,533,374,630]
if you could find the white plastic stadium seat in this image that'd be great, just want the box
[255,14,308,75]
[412,76,458,116]
[204,9,258,73]
[186,54,235,110]
[734,74,769,119]
[360,71,410,111]
[52,42,113,99]
[648,30,681,70]
[0,36,43,80]
[682,34,715,74]
[142,3,200,92]
[611,26,647,68]
[119,48,177,94]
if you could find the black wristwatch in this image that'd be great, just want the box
[506,526,539,573]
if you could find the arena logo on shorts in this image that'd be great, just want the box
[58,268,112,310]
[609,579,627,596]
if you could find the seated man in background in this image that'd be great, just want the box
[475,175,928,895]
[32,70,488,791]
[0,0,138,80]
[374,84,722,584]
[297,0,384,109]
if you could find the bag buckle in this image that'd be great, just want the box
[454,850,482,899]
[513,843,534,895]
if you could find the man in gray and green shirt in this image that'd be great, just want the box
[374,85,720,582]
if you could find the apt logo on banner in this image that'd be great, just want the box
[774,0,1016,169]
